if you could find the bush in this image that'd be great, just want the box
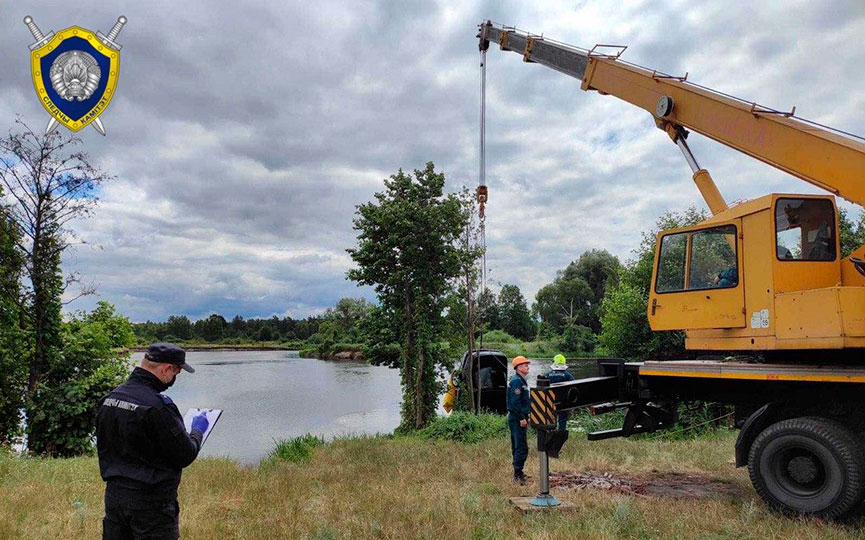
[481,330,519,344]
[558,325,597,354]
[270,434,325,463]
[415,412,508,444]
[26,302,133,456]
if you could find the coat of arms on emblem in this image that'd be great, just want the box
[23,15,127,135]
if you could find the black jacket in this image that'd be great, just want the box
[96,367,203,498]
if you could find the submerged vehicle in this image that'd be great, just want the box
[443,349,509,414]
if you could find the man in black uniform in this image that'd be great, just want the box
[97,343,209,540]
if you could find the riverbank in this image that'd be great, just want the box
[128,343,301,352]
[2,429,861,538]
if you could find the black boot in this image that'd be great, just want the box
[513,469,527,485]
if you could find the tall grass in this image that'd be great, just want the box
[415,412,508,444]
[269,434,325,463]
[3,430,864,538]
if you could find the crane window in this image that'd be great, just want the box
[775,198,836,261]
[656,225,738,293]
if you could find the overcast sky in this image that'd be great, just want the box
[1,1,864,322]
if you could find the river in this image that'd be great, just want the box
[128,351,598,465]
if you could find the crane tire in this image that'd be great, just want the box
[748,416,865,519]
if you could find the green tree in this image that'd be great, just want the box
[559,324,597,354]
[476,288,500,332]
[324,297,372,341]
[0,121,113,453]
[600,207,706,359]
[26,302,133,456]
[0,197,26,446]
[348,163,478,430]
[534,272,593,331]
[196,314,226,342]
[257,325,274,342]
[839,208,865,258]
[165,315,192,341]
[497,284,534,340]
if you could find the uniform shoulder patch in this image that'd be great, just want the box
[159,394,173,405]
[514,388,521,395]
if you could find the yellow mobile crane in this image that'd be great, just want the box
[480,21,865,517]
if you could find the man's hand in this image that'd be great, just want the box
[191,412,209,434]
[519,419,528,428]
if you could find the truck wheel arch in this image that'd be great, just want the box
[736,403,782,467]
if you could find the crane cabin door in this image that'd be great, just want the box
[648,221,746,330]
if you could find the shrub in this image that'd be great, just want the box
[481,330,519,344]
[270,434,325,463]
[558,325,597,354]
[415,412,508,444]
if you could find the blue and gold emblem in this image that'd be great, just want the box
[24,16,127,135]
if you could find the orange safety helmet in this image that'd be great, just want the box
[512,355,529,369]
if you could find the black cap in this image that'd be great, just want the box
[144,342,195,373]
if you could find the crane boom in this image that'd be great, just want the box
[480,23,865,209]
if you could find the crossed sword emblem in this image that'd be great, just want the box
[23,15,127,136]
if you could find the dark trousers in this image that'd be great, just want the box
[103,491,180,540]
[557,411,571,431]
[507,414,528,472]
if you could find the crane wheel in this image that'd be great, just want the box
[748,416,865,518]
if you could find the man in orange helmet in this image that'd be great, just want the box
[507,355,531,484]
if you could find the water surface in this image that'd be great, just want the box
[128,351,599,465]
[133,350,402,465]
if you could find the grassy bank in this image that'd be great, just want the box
[3,424,864,539]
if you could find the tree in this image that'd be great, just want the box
[165,315,193,341]
[498,284,534,340]
[533,250,620,335]
[0,194,26,446]
[476,288,500,333]
[196,314,226,342]
[840,208,865,258]
[27,302,133,456]
[534,273,593,331]
[0,120,113,453]
[567,250,621,333]
[348,163,477,430]
[324,297,372,341]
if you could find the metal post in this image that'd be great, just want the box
[531,377,561,507]
[530,432,561,507]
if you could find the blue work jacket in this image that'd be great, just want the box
[506,374,531,420]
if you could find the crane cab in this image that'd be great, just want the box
[647,194,865,353]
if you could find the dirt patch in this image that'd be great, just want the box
[549,470,742,500]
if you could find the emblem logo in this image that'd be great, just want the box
[23,15,127,135]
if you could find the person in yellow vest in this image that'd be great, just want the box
[545,354,575,430]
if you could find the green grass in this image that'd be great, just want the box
[269,434,325,463]
[5,429,865,538]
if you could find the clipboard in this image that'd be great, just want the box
[183,408,222,446]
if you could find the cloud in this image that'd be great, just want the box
[2,1,864,321]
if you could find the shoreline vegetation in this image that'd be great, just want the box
[3,414,862,539]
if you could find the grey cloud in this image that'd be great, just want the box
[4,1,865,321]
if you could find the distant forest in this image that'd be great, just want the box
[133,314,323,344]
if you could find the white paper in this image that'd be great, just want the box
[760,309,770,329]
[750,312,761,329]
[183,408,222,446]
